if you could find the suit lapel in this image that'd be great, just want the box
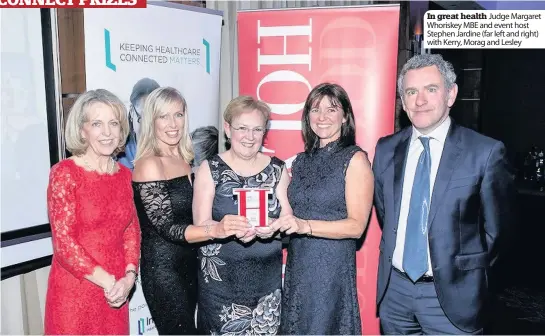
[393,129,411,226]
[428,122,463,227]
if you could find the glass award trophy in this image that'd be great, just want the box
[232,188,271,227]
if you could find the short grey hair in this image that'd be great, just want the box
[397,54,457,97]
[224,96,271,125]
[65,89,129,156]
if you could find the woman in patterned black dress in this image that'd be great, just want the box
[192,96,292,335]
[272,83,375,335]
[132,87,236,334]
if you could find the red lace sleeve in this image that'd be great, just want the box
[123,204,141,270]
[47,162,99,279]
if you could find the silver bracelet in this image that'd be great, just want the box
[204,223,212,239]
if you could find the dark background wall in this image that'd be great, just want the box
[480,49,545,161]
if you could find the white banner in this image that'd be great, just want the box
[83,2,222,334]
[84,1,222,169]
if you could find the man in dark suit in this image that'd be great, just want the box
[373,54,515,334]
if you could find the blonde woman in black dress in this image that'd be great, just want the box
[132,87,237,334]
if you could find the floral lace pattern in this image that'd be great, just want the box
[48,162,141,279]
[122,208,140,269]
[133,179,189,243]
[45,159,140,335]
[215,289,281,336]
[48,164,99,278]
[133,175,198,334]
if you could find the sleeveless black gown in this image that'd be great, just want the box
[133,175,198,335]
[279,141,364,335]
[196,155,285,335]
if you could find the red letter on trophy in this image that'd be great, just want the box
[233,188,271,227]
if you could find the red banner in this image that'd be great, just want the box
[238,6,399,334]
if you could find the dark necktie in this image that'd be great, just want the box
[402,136,431,282]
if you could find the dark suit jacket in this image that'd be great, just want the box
[372,121,516,332]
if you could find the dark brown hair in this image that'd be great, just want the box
[301,83,356,153]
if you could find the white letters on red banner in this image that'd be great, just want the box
[238,6,400,334]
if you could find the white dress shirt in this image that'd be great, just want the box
[392,117,451,276]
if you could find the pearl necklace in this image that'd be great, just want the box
[80,155,115,174]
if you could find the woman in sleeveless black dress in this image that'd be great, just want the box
[193,96,292,335]
[132,87,224,334]
[271,83,375,335]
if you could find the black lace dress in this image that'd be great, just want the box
[279,141,363,335]
[197,155,284,335]
[133,175,198,335]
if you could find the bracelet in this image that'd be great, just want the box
[125,269,138,279]
[204,223,212,239]
[306,220,313,236]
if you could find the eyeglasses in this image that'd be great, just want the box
[230,125,266,135]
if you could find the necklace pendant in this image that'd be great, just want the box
[80,155,114,174]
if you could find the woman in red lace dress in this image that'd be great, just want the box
[44,89,141,335]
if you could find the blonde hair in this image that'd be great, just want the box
[134,87,194,163]
[224,96,271,125]
[64,89,129,156]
